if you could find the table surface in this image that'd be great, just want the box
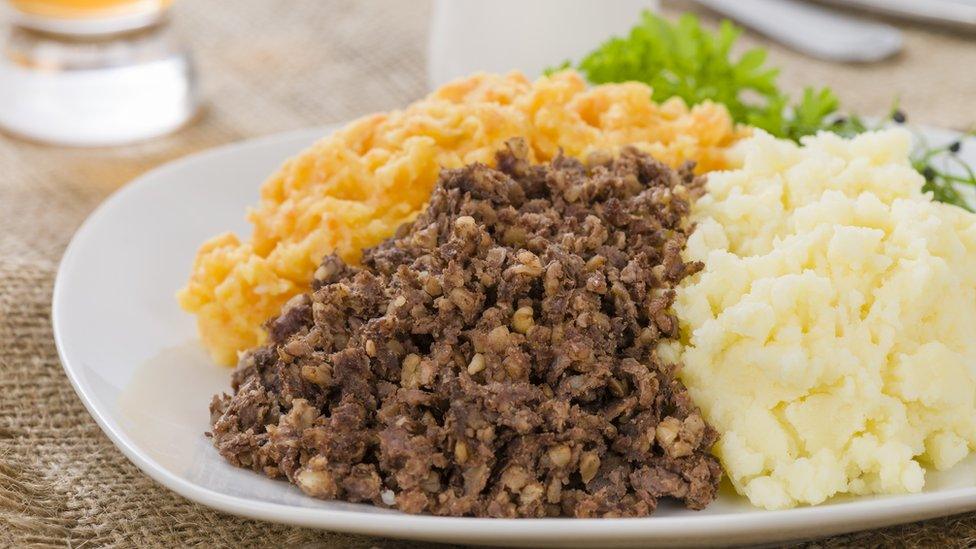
[2,1,976,547]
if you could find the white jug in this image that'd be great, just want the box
[427,0,659,89]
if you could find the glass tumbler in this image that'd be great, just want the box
[0,0,197,146]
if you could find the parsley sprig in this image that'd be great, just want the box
[559,12,838,141]
[553,11,976,210]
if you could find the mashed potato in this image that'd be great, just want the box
[673,129,976,509]
[179,70,746,365]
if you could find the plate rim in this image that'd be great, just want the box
[51,124,976,546]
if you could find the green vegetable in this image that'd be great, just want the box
[553,11,976,211]
[559,11,837,141]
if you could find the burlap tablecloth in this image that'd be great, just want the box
[2,1,976,546]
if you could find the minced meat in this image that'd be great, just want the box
[208,139,722,518]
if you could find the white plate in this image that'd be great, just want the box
[53,124,976,547]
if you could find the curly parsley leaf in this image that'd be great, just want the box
[787,87,841,140]
[565,11,835,141]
